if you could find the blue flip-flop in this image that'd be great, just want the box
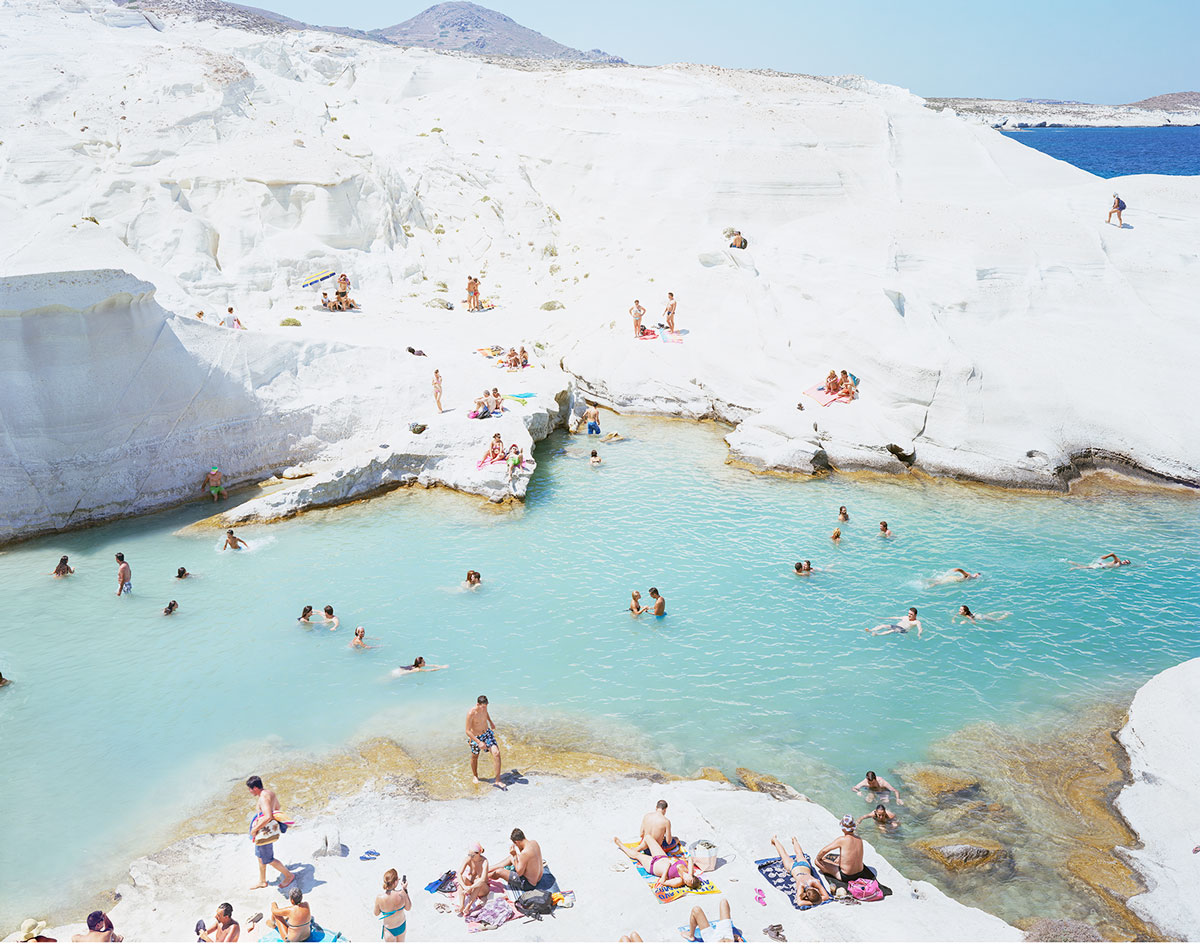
[360,849,380,861]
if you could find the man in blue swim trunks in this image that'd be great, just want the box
[583,404,601,436]
[466,695,502,786]
[247,776,295,890]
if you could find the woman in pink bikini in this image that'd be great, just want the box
[612,835,702,889]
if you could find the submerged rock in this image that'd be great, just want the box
[912,836,1009,872]
[736,767,810,801]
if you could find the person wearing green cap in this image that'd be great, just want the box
[202,466,227,502]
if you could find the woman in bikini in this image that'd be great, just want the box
[432,370,443,413]
[454,844,490,916]
[270,888,311,943]
[298,605,314,623]
[838,371,857,399]
[374,868,411,942]
[613,834,702,889]
[52,555,74,577]
[824,370,840,395]
[769,835,830,905]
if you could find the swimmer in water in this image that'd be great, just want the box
[298,605,314,623]
[351,626,374,649]
[866,607,924,639]
[322,605,340,631]
[853,771,903,805]
[1071,553,1131,569]
[930,568,981,585]
[831,528,842,542]
[648,587,666,616]
[393,656,448,675]
[956,605,1010,624]
[628,590,649,615]
[164,600,179,615]
[879,520,893,538]
[223,529,249,550]
[857,804,900,831]
[465,570,482,587]
[52,555,74,577]
[177,567,191,579]
[0,670,10,688]
[838,506,849,522]
[590,450,602,465]
[793,561,813,574]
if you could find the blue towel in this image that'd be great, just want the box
[755,855,832,910]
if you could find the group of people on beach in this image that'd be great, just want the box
[630,293,678,338]
[194,307,246,329]
[479,432,526,482]
[319,274,358,311]
[821,369,858,400]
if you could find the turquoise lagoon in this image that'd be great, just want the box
[1,413,1197,924]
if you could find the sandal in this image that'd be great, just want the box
[247,913,263,925]
[763,926,787,943]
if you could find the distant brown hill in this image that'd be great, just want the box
[1125,91,1200,109]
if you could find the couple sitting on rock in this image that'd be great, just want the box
[454,829,545,915]
[822,369,858,399]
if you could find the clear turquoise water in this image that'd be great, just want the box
[1,413,1197,921]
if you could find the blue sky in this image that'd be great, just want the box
[258,0,1197,103]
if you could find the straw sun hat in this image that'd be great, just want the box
[19,918,48,942]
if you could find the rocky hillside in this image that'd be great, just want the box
[373,1,624,62]
[1126,90,1200,109]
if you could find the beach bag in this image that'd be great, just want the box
[690,839,718,872]
[515,890,554,919]
[1117,198,1126,211]
[848,878,883,901]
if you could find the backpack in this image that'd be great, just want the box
[1117,198,1126,211]
[515,890,555,919]
[848,878,883,901]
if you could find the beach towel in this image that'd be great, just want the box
[634,862,721,903]
[637,330,659,340]
[803,384,856,407]
[678,923,744,942]
[258,919,341,942]
[464,895,517,933]
[662,332,684,344]
[756,856,832,910]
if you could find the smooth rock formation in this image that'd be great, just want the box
[912,837,1009,872]
[1116,657,1200,940]
[26,775,1020,943]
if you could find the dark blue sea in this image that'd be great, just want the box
[1000,125,1200,177]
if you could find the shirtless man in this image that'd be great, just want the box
[648,587,666,616]
[729,231,746,249]
[223,529,249,551]
[466,695,502,785]
[488,828,543,891]
[816,816,872,884]
[852,770,903,805]
[247,775,296,890]
[663,292,677,333]
[857,804,900,831]
[945,568,979,581]
[72,912,122,942]
[630,299,645,338]
[866,607,923,639]
[583,404,601,436]
[198,903,259,942]
[392,656,448,675]
[1072,553,1131,569]
[321,605,340,631]
[878,520,893,537]
[638,799,675,853]
[203,467,227,502]
[114,553,132,597]
[455,843,490,915]
[269,889,310,943]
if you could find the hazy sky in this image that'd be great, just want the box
[256,0,1196,103]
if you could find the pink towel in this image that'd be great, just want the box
[803,384,854,407]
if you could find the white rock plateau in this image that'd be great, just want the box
[3,0,1200,544]
[1117,658,1200,940]
[18,777,1020,943]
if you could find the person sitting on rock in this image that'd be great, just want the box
[455,843,490,916]
[838,370,857,399]
[815,816,874,884]
[729,231,747,249]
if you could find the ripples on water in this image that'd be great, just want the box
[0,413,1196,921]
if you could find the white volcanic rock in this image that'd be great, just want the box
[2,0,1199,547]
[22,776,1020,943]
[1116,658,1200,940]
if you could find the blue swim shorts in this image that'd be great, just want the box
[587,421,600,435]
[468,728,498,755]
[255,842,275,863]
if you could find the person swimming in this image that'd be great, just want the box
[838,506,849,522]
[465,570,482,587]
[793,561,813,574]
[628,590,648,615]
[930,568,980,586]
[393,656,448,675]
[322,605,340,630]
[866,608,924,639]
[831,528,842,542]
[223,529,249,551]
[164,600,179,615]
[351,626,373,649]
[176,567,191,579]
[52,555,74,577]
[879,520,893,537]
[590,450,602,465]
[1071,553,1131,569]
[298,605,314,623]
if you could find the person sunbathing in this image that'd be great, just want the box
[838,371,857,399]
[454,843,490,915]
[505,445,524,482]
[769,835,830,905]
[815,816,873,884]
[857,804,900,831]
[518,346,530,366]
[480,441,505,464]
[488,828,543,891]
[269,888,310,943]
[472,390,494,417]
[613,834,701,889]
[682,898,735,942]
[823,371,840,394]
[505,348,519,367]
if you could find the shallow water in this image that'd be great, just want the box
[1,413,1197,925]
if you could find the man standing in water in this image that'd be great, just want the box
[583,404,601,436]
[648,587,666,616]
[203,466,227,502]
[466,695,502,786]
[247,776,296,890]
[114,553,132,597]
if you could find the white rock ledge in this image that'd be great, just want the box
[1116,658,1200,940]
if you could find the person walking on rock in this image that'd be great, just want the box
[1106,193,1126,227]
[247,775,296,890]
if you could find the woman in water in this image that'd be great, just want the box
[590,449,602,465]
[879,520,893,537]
[628,590,649,615]
[394,656,448,676]
[374,868,411,942]
[612,835,702,889]
[298,605,314,623]
[857,804,900,831]
[838,506,850,522]
[176,567,191,579]
[163,600,179,615]
[464,571,482,588]
[351,626,374,649]
[956,605,1010,624]
[793,561,813,574]
[52,555,74,577]
[831,528,842,543]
